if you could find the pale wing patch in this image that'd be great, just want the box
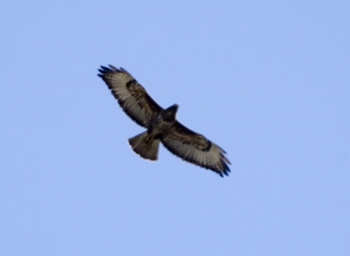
[98,65,162,127]
[161,122,230,177]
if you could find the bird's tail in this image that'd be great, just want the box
[128,131,160,160]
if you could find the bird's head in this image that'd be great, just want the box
[161,104,178,122]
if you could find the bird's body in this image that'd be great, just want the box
[98,65,230,177]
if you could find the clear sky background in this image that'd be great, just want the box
[1,1,349,255]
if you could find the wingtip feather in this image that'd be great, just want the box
[219,162,230,177]
[98,65,126,77]
[109,64,119,71]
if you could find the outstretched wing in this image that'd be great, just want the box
[161,122,230,177]
[98,65,163,128]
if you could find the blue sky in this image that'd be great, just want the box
[1,1,349,255]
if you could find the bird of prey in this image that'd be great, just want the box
[98,65,230,177]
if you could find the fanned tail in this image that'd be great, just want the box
[128,132,160,160]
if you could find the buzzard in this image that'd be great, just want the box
[98,65,230,177]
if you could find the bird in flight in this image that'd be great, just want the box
[98,65,230,177]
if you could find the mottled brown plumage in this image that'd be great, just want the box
[98,65,230,177]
